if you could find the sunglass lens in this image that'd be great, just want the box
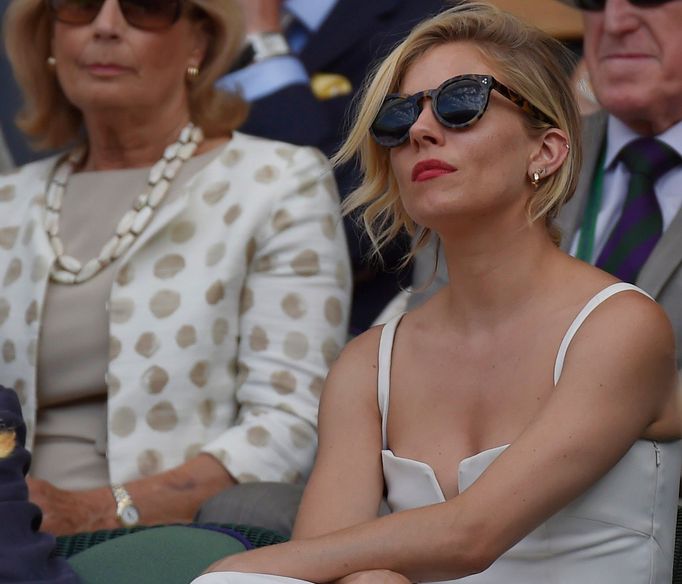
[120,0,181,30]
[50,0,103,25]
[371,98,418,147]
[436,79,488,127]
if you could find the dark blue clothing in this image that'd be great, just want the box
[0,385,80,583]
[239,0,449,334]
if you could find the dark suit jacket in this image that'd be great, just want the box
[0,386,80,583]
[409,111,682,370]
[0,0,40,166]
[239,0,448,334]
[557,112,682,370]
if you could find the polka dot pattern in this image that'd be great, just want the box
[249,326,269,352]
[142,366,169,394]
[291,250,320,277]
[109,336,122,361]
[111,407,137,437]
[137,449,163,476]
[116,263,135,287]
[154,254,185,279]
[309,376,325,398]
[247,426,271,447]
[223,204,242,225]
[2,340,16,363]
[146,401,179,432]
[198,399,216,427]
[290,423,314,449]
[149,290,181,318]
[170,220,196,244]
[283,332,309,360]
[0,185,15,202]
[176,325,197,348]
[135,332,160,358]
[0,226,19,250]
[4,258,22,286]
[205,281,225,306]
[0,135,350,487]
[190,361,210,388]
[109,297,135,323]
[202,182,230,206]
[271,371,296,395]
[324,297,343,327]
[0,297,11,326]
[23,301,38,326]
[206,242,226,267]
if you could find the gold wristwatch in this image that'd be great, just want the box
[111,483,140,527]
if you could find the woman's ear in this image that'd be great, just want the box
[189,20,210,70]
[527,128,570,181]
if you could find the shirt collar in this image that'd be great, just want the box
[284,0,338,32]
[605,114,682,169]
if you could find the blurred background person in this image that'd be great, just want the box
[0,0,350,537]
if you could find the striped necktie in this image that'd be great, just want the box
[595,138,680,283]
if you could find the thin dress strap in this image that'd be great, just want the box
[553,282,653,385]
[377,313,405,450]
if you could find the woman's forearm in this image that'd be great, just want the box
[124,453,235,525]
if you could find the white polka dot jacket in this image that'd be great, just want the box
[0,132,351,484]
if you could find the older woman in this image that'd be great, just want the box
[0,0,350,536]
[193,3,681,583]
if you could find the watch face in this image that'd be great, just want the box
[120,505,140,527]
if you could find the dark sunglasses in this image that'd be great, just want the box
[567,0,676,9]
[46,0,183,31]
[370,74,555,148]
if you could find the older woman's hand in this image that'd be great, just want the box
[335,570,412,584]
[27,477,116,535]
[234,0,283,34]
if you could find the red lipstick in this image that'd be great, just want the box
[412,159,456,182]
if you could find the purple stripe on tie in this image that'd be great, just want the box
[597,189,659,261]
[612,232,660,283]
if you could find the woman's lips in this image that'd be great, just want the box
[412,159,457,182]
[85,63,131,76]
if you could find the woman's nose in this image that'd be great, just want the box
[408,98,446,148]
[92,0,126,38]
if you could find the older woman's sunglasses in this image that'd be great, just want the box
[47,0,183,31]
[568,0,676,9]
[370,74,555,148]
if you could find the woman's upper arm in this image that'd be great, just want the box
[453,292,679,565]
[293,327,386,539]
[202,146,352,483]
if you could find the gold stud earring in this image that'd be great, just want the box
[47,56,57,68]
[186,65,200,82]
[531,170,543,188]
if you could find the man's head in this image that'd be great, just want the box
[561,0,682,135]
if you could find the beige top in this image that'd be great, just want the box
[31,146,221,490]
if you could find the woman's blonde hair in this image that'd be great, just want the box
[2,0,248,149]
[336,2,582,262]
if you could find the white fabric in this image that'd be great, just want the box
[192,283,681,583]
[0,132,351,485]
[569,116,682,261]
[379,283,680,583]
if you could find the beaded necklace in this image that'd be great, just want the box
[45,122,204,284]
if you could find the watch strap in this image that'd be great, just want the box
[111,483,139,526]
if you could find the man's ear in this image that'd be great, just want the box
[527,128,570,181]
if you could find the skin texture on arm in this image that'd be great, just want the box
[204,291,679,582]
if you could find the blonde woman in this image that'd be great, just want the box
[194,4,681,583]
[0,0,350,536]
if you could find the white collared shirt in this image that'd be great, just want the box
[569,116,682,262]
